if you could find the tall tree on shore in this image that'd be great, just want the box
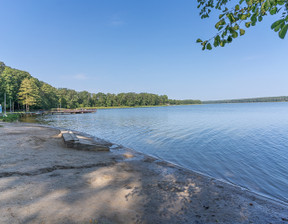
[18,78,40,112]
[0,65,31,110]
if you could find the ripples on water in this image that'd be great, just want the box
[35,103,288,203]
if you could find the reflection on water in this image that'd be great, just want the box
[20,115,50,125]
[33,103,288,203]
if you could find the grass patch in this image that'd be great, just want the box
[0,113,21,122]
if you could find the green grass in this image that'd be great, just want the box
[0,113,22,122]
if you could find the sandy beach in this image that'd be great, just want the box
[0,121,288,224]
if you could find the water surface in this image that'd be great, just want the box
[34,103,288,203]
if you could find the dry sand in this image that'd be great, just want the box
[0,121,288,224]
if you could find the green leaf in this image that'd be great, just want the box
[234,24,239,30]
[264,1,271,11]
[258,16,263,22]
[220,41,225,47]
[269,0,275,4]
[232,31,238,38]
[240,14,248,20]
[274,23,283,32]
[206,43,212,50]
[279,24,288,39]
[246,0,253,6]
[251,14,257,23]
[271,19,284,29]
[215,19,225,29]
[213,35,220,47]
[196,38,203,43]
[270,7,277,15]
[213,40,219,47]
[228,14,236,23]
[240,29,246,36]
[227,36,233,43]
[245,22,251,28]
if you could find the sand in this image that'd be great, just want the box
[0,121,288,224]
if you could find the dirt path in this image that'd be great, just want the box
[0,122,287,224]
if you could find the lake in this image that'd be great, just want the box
[33,103,288,203]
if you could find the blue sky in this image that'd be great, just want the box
[1,0,287,100]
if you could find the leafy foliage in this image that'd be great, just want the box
[0,66,31,108]
[197,0,288,50]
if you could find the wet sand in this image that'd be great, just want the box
[0,122,288,224]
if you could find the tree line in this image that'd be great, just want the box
[0,62,201,111]
[168,99,202,105]
[203,96,288,104]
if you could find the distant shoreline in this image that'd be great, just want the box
[74,104,202,110]
[203,96,288,104]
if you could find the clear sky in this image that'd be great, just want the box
[1,0,287,100]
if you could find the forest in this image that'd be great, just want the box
[0,62,201,111]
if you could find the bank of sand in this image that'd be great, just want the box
[0,122,288,224]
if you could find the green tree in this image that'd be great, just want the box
[197,0,288,50]
[0,62,5,74]
[18,78,40,111]
[160,95,169,105]
[106,93,116,107]
[78,91,91,107]
[0,66,31,110]
[66,89,79,109]
[57,88,69,108]
[95,92,106,107]
[115,93,126,106]
[39,82,59,109]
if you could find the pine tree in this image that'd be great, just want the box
[18,78,40,112]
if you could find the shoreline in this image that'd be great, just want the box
[1,121,288,223]
[31,120,288,206]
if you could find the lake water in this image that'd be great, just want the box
[34,103,288,203]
